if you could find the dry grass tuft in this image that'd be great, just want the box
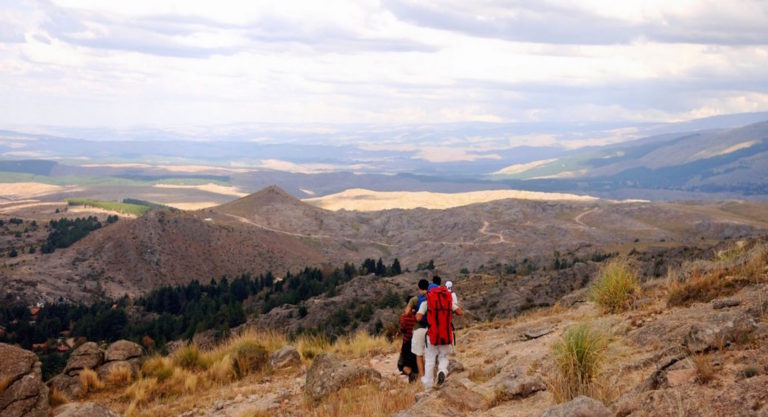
[691,354,715,384]
[329,330,396,359]
[667,243,768,307]
[549,322,607,403]
[49,387,69,407]
[298,381,419,417]
[141,356,175,382]
[123,377,158,406]
[297,334,330,361]
[208,354,236,384]
[590,259,639,314]
[0,375,12,397]
[172,345,209,371]
[104,364,134,387]
[79,368,104,395]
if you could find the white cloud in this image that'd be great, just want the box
[0,0,766,131]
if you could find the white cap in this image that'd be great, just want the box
[445,281,453,291]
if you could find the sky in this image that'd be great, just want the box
[1,0,768,130]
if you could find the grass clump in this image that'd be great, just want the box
[49,387,69,407]
[104,363,135,387]
[172,345,209,371]
[297,334,330,361]
[232,341,269,378]
[549,323,607,403]
[141,356,175,382]
[668,243,767,307]
[79,368,104,395]
[590,259,639,313]
[691,354,715,384]
[329,330,396,359]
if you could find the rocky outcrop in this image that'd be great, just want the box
[305,353,381,401]
[393,379,487,417]
[683,312,757,353]
[53,402,119,417]
[63,342,103,375]
[49,340,143,398]
[270,346,301,369]
[539,396,612,417]
[496,373,547,400]
[0,343,49,417]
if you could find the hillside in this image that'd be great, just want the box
[3,186,768,303]
[493,120,768,196]
[10,236,766,417]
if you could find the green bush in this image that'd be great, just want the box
[551,323,607,402]
[590,259,639,313]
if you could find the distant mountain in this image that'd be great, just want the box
[492,120,768,196]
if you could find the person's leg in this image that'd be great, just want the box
[411,328,426,378]
[436,344,450,384]
[421,340,437,388]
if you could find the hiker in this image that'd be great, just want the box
[445,280,459,350]
[429,275,441,290]
[397,308,418,382]
[416,280,463,388]
[405,279,430,380]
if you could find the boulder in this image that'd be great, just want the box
[539,396,611,417]
[437,379,488,411]
[53,402,119,417]
[48,373,82,399]
[305,353,381,401]
[104,340,142,362]
[683,313,757,353]
[270,346,301,369]
[0,343,49,417]
[64,342,103,375]
[496,373,547,400]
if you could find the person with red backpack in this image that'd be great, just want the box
[415,277,463,388]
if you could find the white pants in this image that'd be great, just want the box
[421,339,450,388]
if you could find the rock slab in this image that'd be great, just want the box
[305,353,381,401]
[539,396,612,417]
[53,402,119,417]
[0,343,49,417]
[270,345,301,369]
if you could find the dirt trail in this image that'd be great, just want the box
[573,207,600,227]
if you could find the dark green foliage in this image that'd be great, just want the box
[41,216,102,254]
[9,218,23,225]
[416,259,435,271]
[8,248,17,257]
[106,215,119,224]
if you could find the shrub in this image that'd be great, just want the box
[550,323,607,403]
[172,345,208,371]
[232,341,269,378]
[297,334,329,361]
[691,354,715,384]
[590,259,639,313]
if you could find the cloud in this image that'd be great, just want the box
[0,0,767,131]
[383,0,768,46]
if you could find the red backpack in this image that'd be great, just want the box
[426,286,453,346]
